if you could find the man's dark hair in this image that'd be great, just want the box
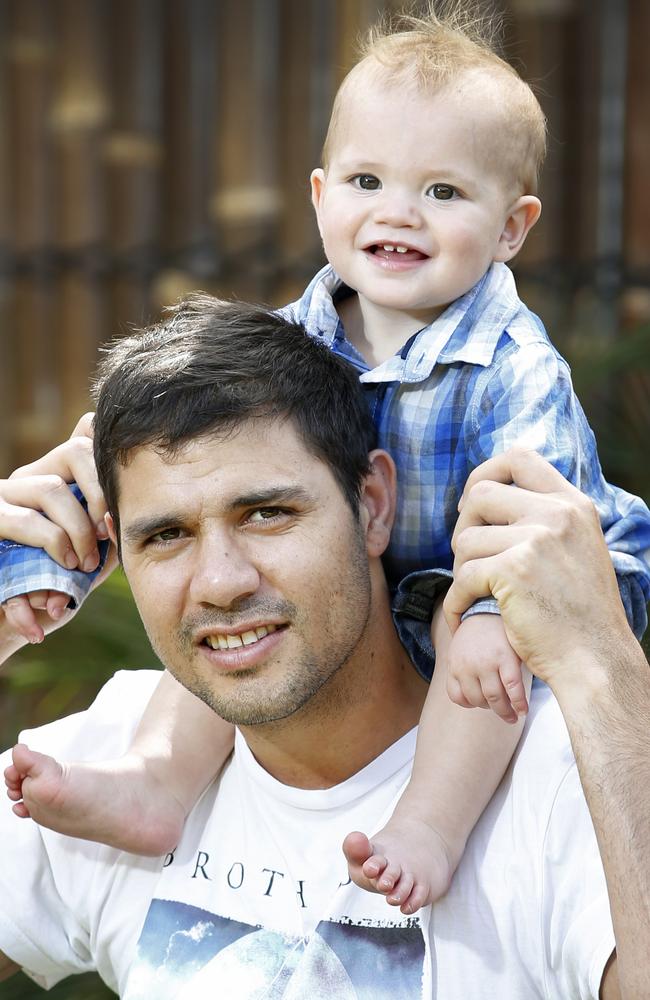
[92,295,376,535]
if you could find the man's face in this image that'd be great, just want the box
[115,419,375,727]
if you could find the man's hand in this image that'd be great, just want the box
[3,413,107,570]
[0,414,115,654]
[443,448,631,697]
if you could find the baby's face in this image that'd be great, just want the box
[311,76,525,325]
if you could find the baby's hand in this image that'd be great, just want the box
[3,590,72,645]
[445,613,527,724]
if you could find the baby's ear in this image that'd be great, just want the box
[495,196,541,263]
[310,168,326,231]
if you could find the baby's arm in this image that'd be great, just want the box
[6,669,234,855]
[344,607,531,913]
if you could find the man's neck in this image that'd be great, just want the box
[239,598,428,789]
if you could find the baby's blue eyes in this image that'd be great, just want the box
[427,183,456,201]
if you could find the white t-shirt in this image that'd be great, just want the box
[0,670,615,998]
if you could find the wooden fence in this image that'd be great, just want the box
[0,0,649,474]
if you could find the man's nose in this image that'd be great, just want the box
[189,533,261,609]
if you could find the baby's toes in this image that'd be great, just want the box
[386,871,415,908]
[4,764,22,794]
[376,861,402,895]
[361,853,388,880]
[399,879,430,915]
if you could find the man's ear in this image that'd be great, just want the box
[310,168,326,236]
[494,195,541,263]
[359,450,396,558]
[106,513,118,547]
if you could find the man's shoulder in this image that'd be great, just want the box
[17,669,164,760]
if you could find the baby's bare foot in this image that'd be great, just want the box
[4,743,184,856]
[343,815,457,914]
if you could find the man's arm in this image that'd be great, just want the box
[444,448,650,999]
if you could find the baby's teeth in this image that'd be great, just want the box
[242,630,258,646]
[396,246,407,253]
[383,244,395,252]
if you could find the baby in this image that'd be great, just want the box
[4,5,650,916]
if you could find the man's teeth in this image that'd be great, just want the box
[382,244,408,253]
[205,624,277,650]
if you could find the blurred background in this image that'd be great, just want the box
[0,0,648,996]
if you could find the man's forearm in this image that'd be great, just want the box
[445,448,650,997]
[553,637,650,999]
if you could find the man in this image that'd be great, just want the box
[0,298,647,998]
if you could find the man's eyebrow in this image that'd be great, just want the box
[121,486,315,545]
[121,513,188,545]
[230,485,315,509]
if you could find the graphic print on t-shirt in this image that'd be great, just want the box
[123,898,425,999]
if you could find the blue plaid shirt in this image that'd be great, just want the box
[281,262,650,637]
[0,485,110,608]
[2,262,649,637]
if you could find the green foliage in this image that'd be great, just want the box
[563,321,650,504]
[0,569,159,741]
[2,971,115,999]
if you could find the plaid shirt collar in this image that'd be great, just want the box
[293,261,534,383]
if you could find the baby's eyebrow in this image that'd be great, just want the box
[335,158,383,172]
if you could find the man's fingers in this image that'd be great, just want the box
[443,553,502,633]
[452,523,532,564]
[0,477,99,570]
[459,448,577,510]
[9,434,106,533]
[69,412,95,439]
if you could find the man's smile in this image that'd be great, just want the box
[203,624,279,650]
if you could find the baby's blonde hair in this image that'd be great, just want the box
[322,2,547,195]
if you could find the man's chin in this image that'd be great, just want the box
[179,670,334,728]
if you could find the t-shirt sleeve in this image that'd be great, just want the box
[0,669,163,989]
[540,762,616,999]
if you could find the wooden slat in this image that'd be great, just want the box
[6,0,59,464]
[625,0,650,276]
[106,0,163,328]
[50,0,109,432]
